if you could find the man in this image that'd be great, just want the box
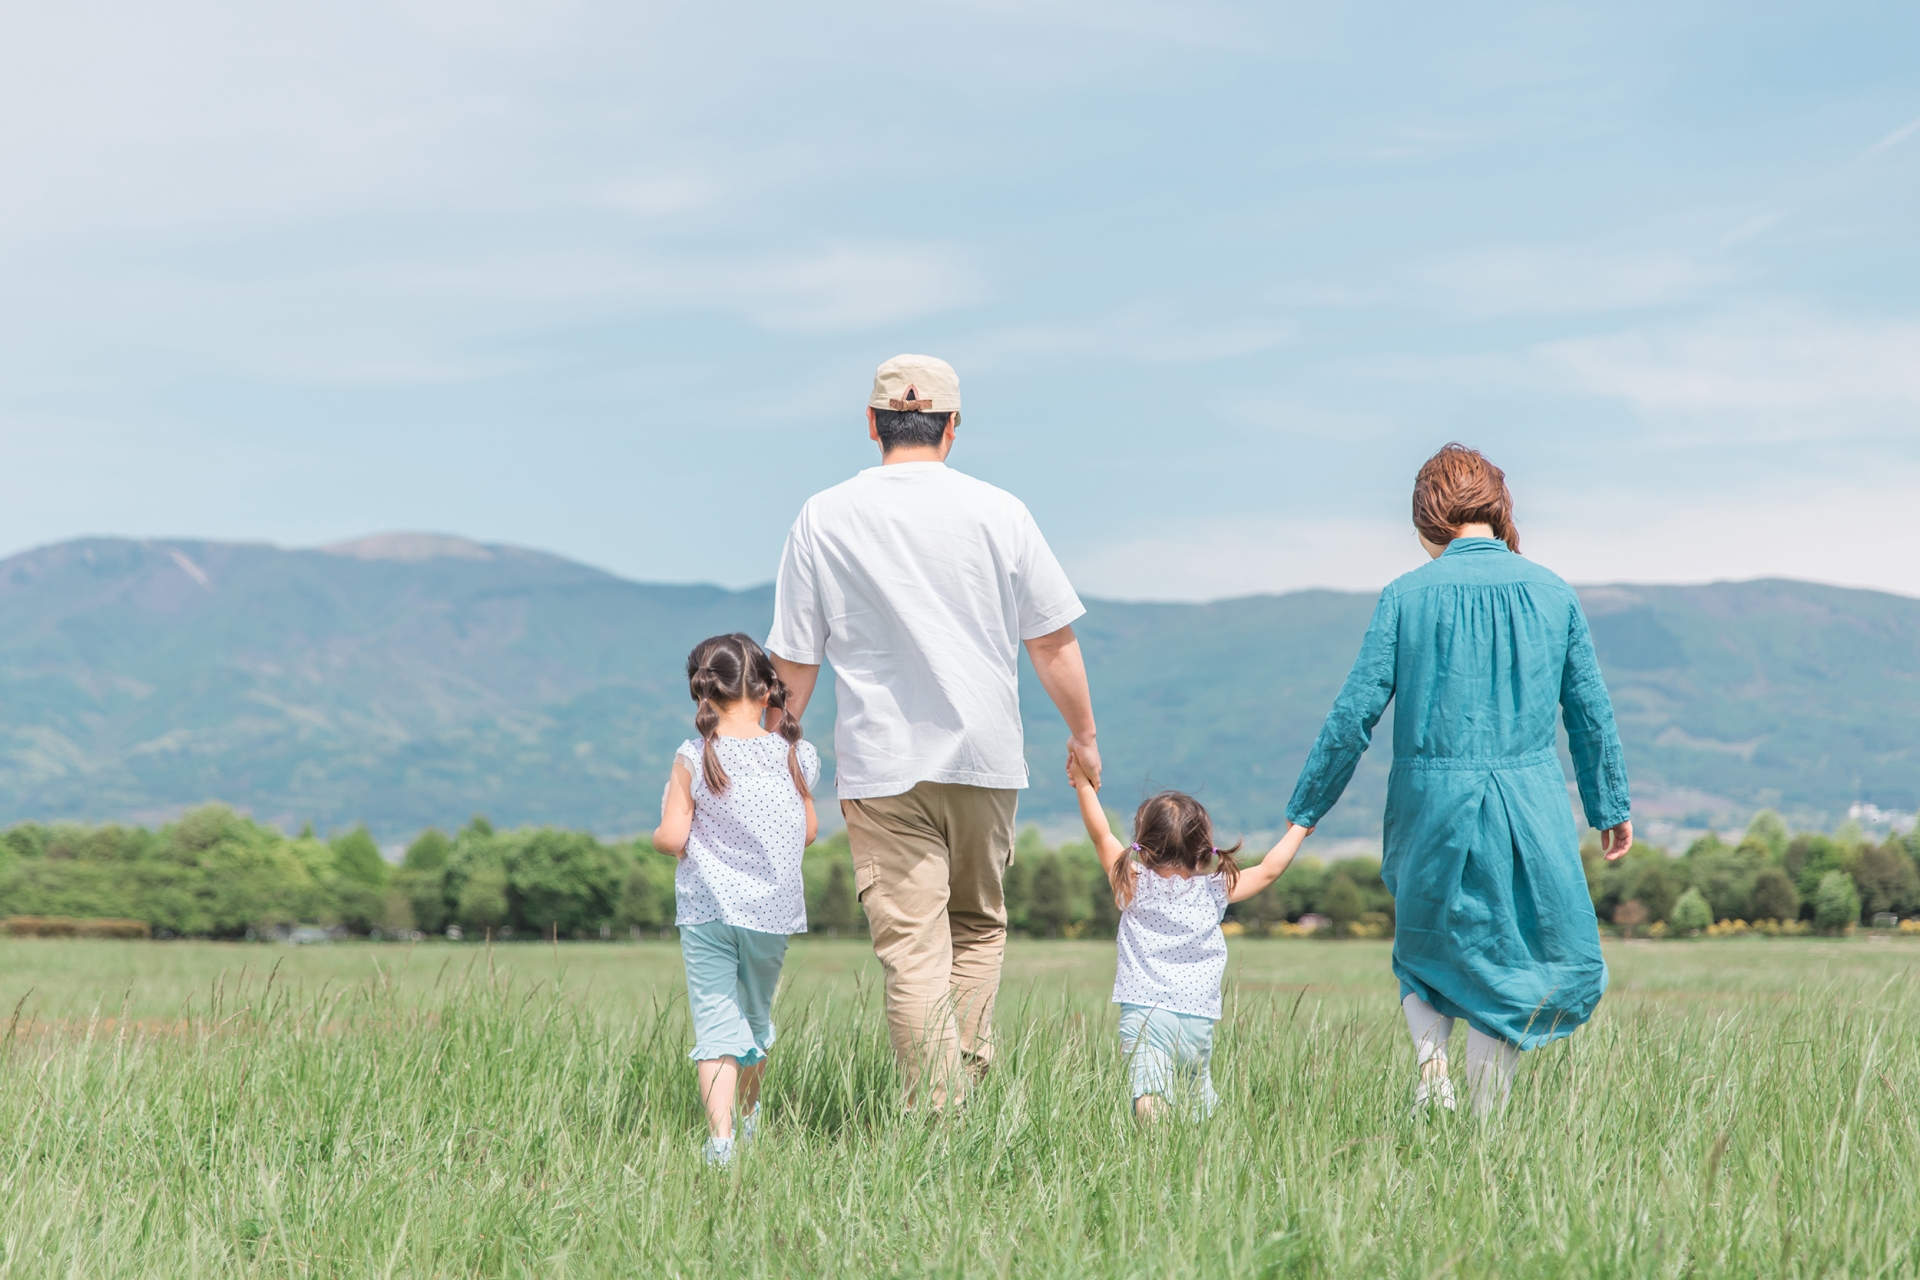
[766,353,1099,1106]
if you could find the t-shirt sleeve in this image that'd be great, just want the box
[766,512,829,664]
[1012,504,1085,641]
[798,740,822,791]
[1211,874,1231,918]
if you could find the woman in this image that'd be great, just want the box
[1286,444,1632,1117]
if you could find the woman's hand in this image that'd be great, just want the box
[1600,820,1633,861]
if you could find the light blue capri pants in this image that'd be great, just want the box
[1118,1003,1219,1117]
[680,921,788,1065]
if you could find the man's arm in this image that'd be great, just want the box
[769,656,820,731]
[1024,624,1100,790]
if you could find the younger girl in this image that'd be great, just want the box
[1070,757,1311,1118]
[654,633,819,1165]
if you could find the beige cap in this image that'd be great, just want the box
[868,354,960,413]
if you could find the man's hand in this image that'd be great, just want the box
[1068,737,1102,791]
[1024,625,1099,791]
[1601,820,1633,862]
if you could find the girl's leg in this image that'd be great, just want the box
[1464,1026,1519,1118]
[738,1060,767,1118]
[732,929,788,1138]
[697,1056,741,1139]
[1402,993,1456,1110]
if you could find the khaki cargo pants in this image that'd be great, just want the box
[842,781,1017,1108]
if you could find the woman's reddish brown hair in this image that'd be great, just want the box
[1411,443,1521,553]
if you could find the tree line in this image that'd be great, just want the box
[0,804,1913,941]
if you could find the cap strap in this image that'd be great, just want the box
[887,397,934,411]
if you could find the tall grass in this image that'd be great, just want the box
[0,938,1916,1276]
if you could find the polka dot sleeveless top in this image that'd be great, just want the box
[1111,868,1231,1019]
[675,735,819,934]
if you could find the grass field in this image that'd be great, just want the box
[2,936,1917,1277]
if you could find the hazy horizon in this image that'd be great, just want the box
[7,526,1916,607]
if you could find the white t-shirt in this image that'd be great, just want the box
[1111,869,1231,1019]
[767,462,1084,800]
[674,735,820,934]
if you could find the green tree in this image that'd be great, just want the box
[505,829,624,938]
[1086,865,1120,938]
[328,826,389,889]
[1812,870,1861,933]
[1028,856,1071,937]
[1668,887,1712,934]
[1745,810,1789,861]
[1851,840,1920,917]
[404,829,452,872]
[1003,858,1032,933]
[457,865,510,934]
[1625,859,1683,925]
[1749,868,1800,922]
[617,864,665,932]
[813,860,855,935]
[1322,873,1365,936]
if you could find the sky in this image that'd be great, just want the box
[2,0,1917,601]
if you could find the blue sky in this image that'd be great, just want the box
[2,0,1916,600]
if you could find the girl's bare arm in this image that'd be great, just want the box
[1069,754,1128,881]
[803,792,819,847]
[653,758,695,857]
[1228,823,1313,903]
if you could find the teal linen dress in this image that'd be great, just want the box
[1286,538,1631,1049]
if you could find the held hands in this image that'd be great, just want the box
[1601,820,1634,862]
[1066,737,1102,791]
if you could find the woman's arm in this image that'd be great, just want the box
[1068,754,1128,881]
[1560,603,1633,860]
[1228,823,1314,903]
[1284,588,1400,830]
[653,758,694,857]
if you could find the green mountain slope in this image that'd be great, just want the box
[0,536,1912,840]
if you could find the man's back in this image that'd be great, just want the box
[768,460,1081,799]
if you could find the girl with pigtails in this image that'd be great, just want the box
[1069,757,1313,1120]
[654,632,820,1166]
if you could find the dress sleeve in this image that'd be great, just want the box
[1560,599,1632,831]
[766,511,828,664]
[799,740,822,791]
[1285,587,1399,828]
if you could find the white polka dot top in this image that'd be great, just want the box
[1111,867,1231,1019]
[675,735,820,935]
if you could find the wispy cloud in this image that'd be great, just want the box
[960,303,1292,370]
[1417,245,1728,317]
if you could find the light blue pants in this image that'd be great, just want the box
[1118,1003,1219,1117]
[681,921,788,1066]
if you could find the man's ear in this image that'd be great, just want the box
[868,407,880,444]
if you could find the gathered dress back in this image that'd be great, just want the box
[1286,537,1631,1048]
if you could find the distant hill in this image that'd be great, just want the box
[0,536,1913,841]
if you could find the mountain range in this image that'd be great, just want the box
[1,534,1914,842]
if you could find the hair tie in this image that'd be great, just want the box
[1128,843,1144,853]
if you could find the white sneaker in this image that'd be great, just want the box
[1413,1076,1457,1114]
[738,1105,760,1146]
[702,1135,734,1167]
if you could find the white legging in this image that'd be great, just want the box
[1402,993,1519,1117]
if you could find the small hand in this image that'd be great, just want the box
[1601,820,1633,862]
[1067,752,1093,790]
[1067,737,1102,790]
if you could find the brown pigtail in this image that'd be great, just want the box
[1110,853,1140,911]
[763,662,811,799]
[691,667,731,795]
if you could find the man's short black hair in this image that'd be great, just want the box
[873,408,956,452]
